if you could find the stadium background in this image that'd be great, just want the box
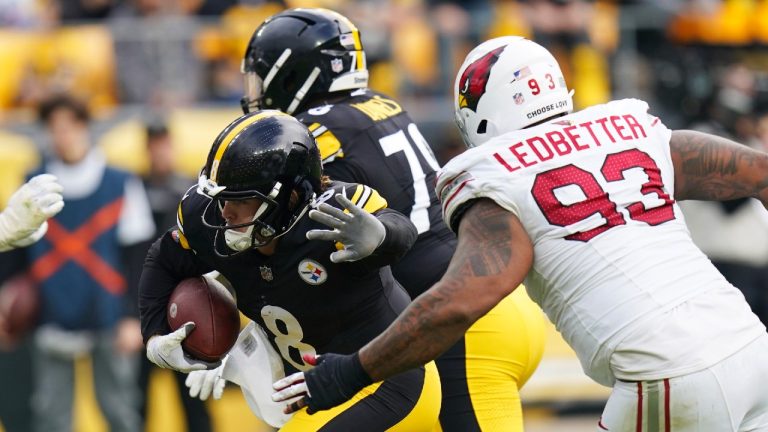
[2,0,768,430]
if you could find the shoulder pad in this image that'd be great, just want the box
[305,122,344,163]
[316,182,388,214]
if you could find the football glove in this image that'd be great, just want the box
[186,355,228,400]
[306,194,385,263]
[272,352,372,414]
[146,322,218,373]
[0,174,64,252]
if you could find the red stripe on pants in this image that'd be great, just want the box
[664,379,671,432]
[636,382,643,432]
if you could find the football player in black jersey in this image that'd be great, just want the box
[138,111,440,430]
[240,8,546,431]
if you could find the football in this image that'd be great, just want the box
[0,273,39,341]
[167,275,240,362]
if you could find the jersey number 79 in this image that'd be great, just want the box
[378,124,440,234]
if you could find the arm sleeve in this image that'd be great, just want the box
[360,208,418,269]
[139,229,213,344]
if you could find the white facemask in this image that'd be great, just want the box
[223,200,271,251]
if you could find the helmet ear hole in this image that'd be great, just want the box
[477,120,488,134]
[283,70,299,93]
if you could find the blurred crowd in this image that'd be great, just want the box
[2,0,768,431]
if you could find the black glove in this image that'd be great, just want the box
[272,352,373,414]
[303,352,373,413]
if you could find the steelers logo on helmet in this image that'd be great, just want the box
[457,46,505,112]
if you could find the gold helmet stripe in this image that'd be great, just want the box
[320,8,364,70]
[210,111,289,182]
[353,30,363,70]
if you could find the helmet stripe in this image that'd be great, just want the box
[353,30,363,70]
[263,48,292,92]
[287,67,321,114]
[210,111,288,181]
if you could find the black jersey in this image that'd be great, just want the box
[139,181,414,374]
[295,89,457,295]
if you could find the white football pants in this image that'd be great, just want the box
[598,333,768,432]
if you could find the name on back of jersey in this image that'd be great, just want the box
[350,95,402,122]
[493,113,647,173]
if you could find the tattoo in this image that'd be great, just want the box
[451,200,514,277]
[671,130,768,203]
[360,199,529,382]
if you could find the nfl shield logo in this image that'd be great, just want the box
[513,92,524,105]
[260,265,273,281]
[331,58,344,73]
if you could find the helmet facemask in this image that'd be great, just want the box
[240,63,264,114]
[199,174,313,258]
[199,110,323,258]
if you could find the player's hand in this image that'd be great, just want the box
[146,322,219,373]
[186,355,228,401]
[7,222,49,249]
[272,352,373,414]
[306,194,385,263]
[0,174,64,251]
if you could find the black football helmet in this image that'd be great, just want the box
[198,110,322,256]
[241,8,368,114]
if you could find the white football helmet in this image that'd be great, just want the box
[454,36,574,147]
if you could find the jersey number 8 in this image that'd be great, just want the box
[260,305,316,371]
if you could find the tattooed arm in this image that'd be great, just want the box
[359,198,533,381]
[272,198,532,414]
[670,130,768,207]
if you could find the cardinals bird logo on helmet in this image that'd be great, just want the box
[457,46,505,113]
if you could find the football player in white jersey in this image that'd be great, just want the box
[273,36,768,431]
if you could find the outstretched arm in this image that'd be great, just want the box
[359,198,533,381]
[670,130,768,207]
[273,199,533,414]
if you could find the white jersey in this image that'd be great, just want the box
[437,98,766,386]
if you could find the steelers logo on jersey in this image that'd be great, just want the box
[298,259,328,285]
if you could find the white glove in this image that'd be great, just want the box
[146,322,217,373]
[0,174,64,251]
[306,194,385,263]
[186,356,228,401]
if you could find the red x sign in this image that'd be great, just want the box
[31,198,126,295]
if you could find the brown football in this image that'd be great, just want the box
[167,275,239,362]
[0,273,39,341]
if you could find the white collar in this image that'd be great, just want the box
[47,150,107,200]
